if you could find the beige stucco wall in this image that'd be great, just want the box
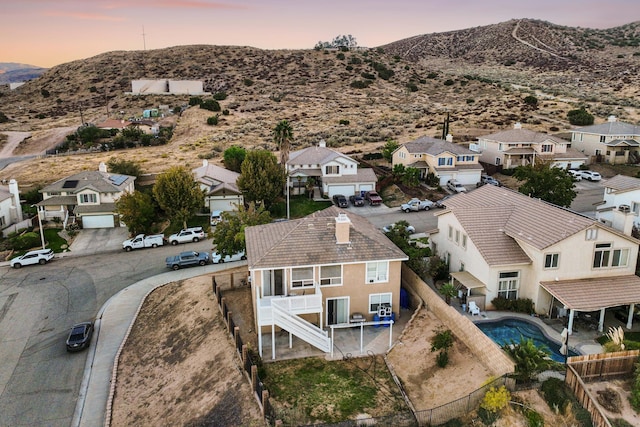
[401,264,515,378]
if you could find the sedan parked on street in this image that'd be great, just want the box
[66,322,94,352]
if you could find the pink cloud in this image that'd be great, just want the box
[98,0,247,10]
[43,10,126,22]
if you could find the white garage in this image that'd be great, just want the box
[358,184,374,195]
[81,215,115,229]
[327,185,356,198]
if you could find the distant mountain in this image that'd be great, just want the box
[0,62,48,84]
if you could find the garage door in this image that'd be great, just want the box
[456,172,480,186]
[358,184,374,195]
[328,185,356,198]
[82,215,115,229]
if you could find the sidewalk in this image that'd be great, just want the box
[73,261,246,427]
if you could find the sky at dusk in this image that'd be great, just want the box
[3,0,640,68]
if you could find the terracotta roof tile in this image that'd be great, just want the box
[541,275,640,311]
[604,174,640,193]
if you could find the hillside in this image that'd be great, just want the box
[0,19,639,186]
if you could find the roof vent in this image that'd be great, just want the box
[514,122,522,130]
[619,204,630,213]
[608,115,617,123]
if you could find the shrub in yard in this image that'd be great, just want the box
[12,232,41,250]
[491,296,534,314]
[481,386,511,413]
[428,255,449,281]
[631,361,640,410]
[431,329,453,352]
[436,350,449,368]
[503,337,552,384]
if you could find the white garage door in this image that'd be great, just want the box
[328,185,356,198]
[82,215,115,229]
[358,184,374,195]
[456,172,481,186]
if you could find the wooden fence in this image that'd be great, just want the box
[565,350,640,427]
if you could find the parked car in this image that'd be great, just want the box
[211,250,247,263]
[332,194,348,208]
[435,195,453,209]
[579,170,602,181]
[364,191,383,206]
[382,223,416,234]
[165,251,210,270]
[349,194,365,207]
[10,248,54,268]
[210,210,223,226]
[476,175,501,187]
[122,234,166,251]
[567,170,582,181]
[446,179,467,193]
[66,322,94,352]
[169,227,206,245]
[401,198,434,212]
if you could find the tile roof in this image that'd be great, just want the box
[41,171,134,194]
[322,168,377,184]
[605,139,639,147]
[603,174,640,193]
[542,147,588,160]
[479,128,568,145]
[75,203,117,214]
[541,275,640,311]
[287,145,350,166]
[192,161,240,193]
[438,185,604,265]
[0,187,10,203]
[573,120,640,136]
[401,136,476,156]
[246,206,408,269]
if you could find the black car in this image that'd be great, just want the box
[349,195,365,207]
[332,194,348,208]
[66,322,94,352]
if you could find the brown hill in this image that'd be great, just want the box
[0,20,639,186]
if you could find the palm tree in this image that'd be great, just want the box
[273,120,293,169]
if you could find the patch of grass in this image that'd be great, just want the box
[270,195,332,219]
[44,228,68,252]
[263,356,406,424]
[163,215,211,236]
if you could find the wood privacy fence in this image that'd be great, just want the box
[566,350,640,427]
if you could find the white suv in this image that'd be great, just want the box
[211,250,247,264]
[447,179,467,193]
[11,249,54,268]
[579,170,602,181]
[169,227,205,245]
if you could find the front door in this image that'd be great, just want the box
[327,297,349,325]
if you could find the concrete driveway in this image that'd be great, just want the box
[68,227,129,254]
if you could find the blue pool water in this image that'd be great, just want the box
[475,318,578,363]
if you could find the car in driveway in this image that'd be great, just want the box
[435,195,453,209]
[382,223,416,234]
[401,198,433,212]
[349,194,365,207]
[332,194,348,208]
[10,248,54,268]
[211,250,247,263]
[446,179,467,193]
[476,175,501,187]
[165,251,210,270]
[168,227,206,245]
[66,322,93,352]
[364,191,383,206]
[579,170,602,181]
[567,170,582,181]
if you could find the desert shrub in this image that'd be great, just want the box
[336,52,345,60]
[243,78,254,86]
[439,419,463,427]
[362,153,383,160]
[443,79,455,86]
[339,119,349,125]
[524,95,538,106]
[350,80,372,89]
[41,88,50,98]
[523,408,544,427]
[349,56,362,65]
[426,72,438,79]
[361,72,376,80]
[188,96,202,106]
[567,107,594,126]
[406,83,418,92]
[436,350,449,368]
[212,91,227,100]
[200,99,221,112]
[207,115,219,125]
[540,377,591,422]
[466,98,475,104]
[477,407,499,425]
[372,62,394,80]
[0,111,8,123]
[345,65,353,71]
[222,109,229,116]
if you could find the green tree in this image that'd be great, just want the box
[115,190,157,235]
[274,120,294,168]
[401,167,420,187]
[212,202,272,258]
[567,107,595,126]
[152,166,204,229]
[121,127,144,141]
[223,146,247,173]
[513,162,577,207]
[237,150,285,209]
[381,139,399,162]
[76,125,102,144]
[107,157,143,179]
[383,220,431,276]
[503,337,553,384]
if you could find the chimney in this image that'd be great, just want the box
[612,206,634,235]
[98,162,107,173]
[202,159,208,167]
[446,134,453,142]
[8,179,23,222]
[318,139,326,148]
[514,122,522,130]
[335,213,351,244]
[608,115,617,123]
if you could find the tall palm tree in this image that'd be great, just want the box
[274,120,293,169]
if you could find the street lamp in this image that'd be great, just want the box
[33,205,46,249]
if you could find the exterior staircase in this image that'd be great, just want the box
[268,294,330,353]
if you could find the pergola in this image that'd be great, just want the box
[540,275,640,335]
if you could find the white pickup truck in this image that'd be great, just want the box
[122,234,166,251]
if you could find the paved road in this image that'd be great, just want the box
[0,238,212,427]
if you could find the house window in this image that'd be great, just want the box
[448,225,453,240]
[438,158,446,166]
[593,243,612,268]
[462,234,467,249]
[544,253,559,269]
[632,202,640,215]
[399,152,406,159]
[369,293,392,313]
[79,193,97,204]
[586,229,598,240]
[459,262,465,272]
[456,156,463,162]
[447,158,453,165]
[498,271,519,300]
[498,143,504,151]
[291,266,314,288]
[612,249,629,267]
[320,265,342,286]
[366,261,388,283]
[495,157,501,166]
[541,144,553,153]
[325,165,339,175]
[600,135,606,143]
[0,216,5,227]
[454,229,460,245]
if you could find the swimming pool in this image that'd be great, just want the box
[475,317,578,363]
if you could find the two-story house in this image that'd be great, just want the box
[286,140,377,197]
[391,135,483,186]
[595,174,640,233]
[245,206,408,358]
[0,179,26,236]
[192,160,243,213]
[473,123,587,169]
[37,163,135,228]
[432,184,640,335]
[570,116,640,164]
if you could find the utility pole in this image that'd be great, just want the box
[142,25,146,50]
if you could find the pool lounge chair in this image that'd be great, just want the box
[468,301,480,316]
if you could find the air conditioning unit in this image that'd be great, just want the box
[619,204,631,213]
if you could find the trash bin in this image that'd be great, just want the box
[400,288,410,309]
[373,314,380,328]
